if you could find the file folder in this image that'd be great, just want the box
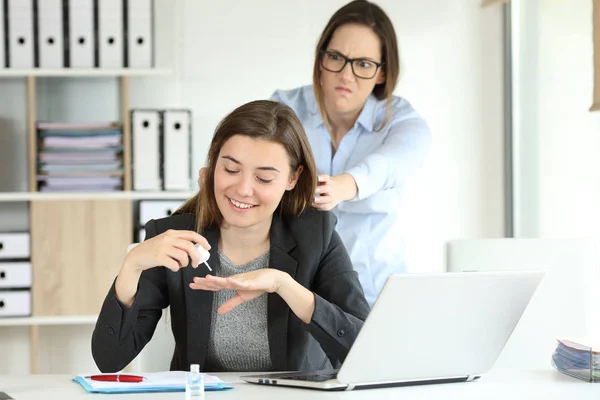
[7,0,34,68]
[0,0,5,68]
[162,109,191,191]
[126,0,154,68]
[131,109,162,191]
[37,0,64,68]
[68,0,94,68]
[96,0,124,68]
[73,371,233,393]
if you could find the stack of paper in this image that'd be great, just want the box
[551,338,600,382]
[36,122,124,192]
[72,371,233,393]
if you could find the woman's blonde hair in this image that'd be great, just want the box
[176,100,318,233]
[313,0,400,131]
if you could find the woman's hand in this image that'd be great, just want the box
[124,229,211,274]
[117,229,210,308]
[189,269,284,314]
[312,173,358,210]
[190,268,316,323]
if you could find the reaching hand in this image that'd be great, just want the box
[313,174,341,210]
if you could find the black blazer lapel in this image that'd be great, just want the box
[184,226,220,370]
[267,214,298,371]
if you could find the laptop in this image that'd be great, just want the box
[241,270,545,391]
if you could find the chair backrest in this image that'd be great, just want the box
[129,310,176,373]
[125,243,176,373]
[446,238,600,369]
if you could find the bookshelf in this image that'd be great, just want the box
[0,68,173,78]
[0,69,194,374]
[0,1,189,375]
[0,190,195,202]
[26,75,133,191]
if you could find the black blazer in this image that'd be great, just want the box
[91,208,371,373]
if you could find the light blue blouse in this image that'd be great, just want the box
[271,85,432,306]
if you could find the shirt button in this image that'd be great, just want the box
[337,329,346,337]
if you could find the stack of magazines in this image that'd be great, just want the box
[36,121,124,192]
[552,338,600,382]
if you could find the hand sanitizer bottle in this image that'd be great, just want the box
[194,244,212,271]
[186,364,204,399]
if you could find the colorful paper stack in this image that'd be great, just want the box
[552,338,600,382]
[36,121,124,192]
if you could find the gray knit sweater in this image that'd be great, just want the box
[203,250,273,372]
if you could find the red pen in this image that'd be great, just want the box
[88,374,145,383]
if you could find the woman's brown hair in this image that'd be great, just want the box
[176,100,318,233]
[313,0,399,131]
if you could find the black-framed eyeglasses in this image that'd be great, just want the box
[319,50,384,79]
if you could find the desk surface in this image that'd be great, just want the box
[0,369,597,399]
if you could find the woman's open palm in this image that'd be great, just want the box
[189,269,284,314]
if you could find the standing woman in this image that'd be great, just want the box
[271,0,432,306]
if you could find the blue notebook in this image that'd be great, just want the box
[72,371,233,394]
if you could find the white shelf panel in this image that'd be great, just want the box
[0,315,98,326]
[0,191,196,202]
[0,68,173,78]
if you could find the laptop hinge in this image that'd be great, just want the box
[344,384,356,391]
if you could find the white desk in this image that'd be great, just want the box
[0,369,597,399]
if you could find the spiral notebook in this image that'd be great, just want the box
[72,371,233,393]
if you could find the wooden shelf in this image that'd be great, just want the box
[0,0,180,374]
[0,315,98,326]
[0,68,173,78]
[0,191,196,202]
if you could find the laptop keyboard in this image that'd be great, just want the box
[277,373,338,382]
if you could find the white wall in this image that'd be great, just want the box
[391,1,506,271]
[0,0,506,373]
[510,0,600,350]
[130,0,507,273]
[513,0,600,238]
[0,0,507,270]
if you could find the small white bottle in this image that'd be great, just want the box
[194,244,212,271]
[185,364,204,399]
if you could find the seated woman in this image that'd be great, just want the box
[91,100,370,373]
